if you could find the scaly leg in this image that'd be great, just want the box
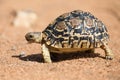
[41,44,52,63]
[100,43,113,60]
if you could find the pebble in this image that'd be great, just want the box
[11,46,17,51]
[12,9,38,28]
[19,51,26,58]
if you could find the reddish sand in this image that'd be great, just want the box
[0,0,120,80]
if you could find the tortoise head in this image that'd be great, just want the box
[25,32,42,43]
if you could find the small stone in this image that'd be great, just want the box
[11,46,17,51]
[19,52,26,58]
[11,9,38,28]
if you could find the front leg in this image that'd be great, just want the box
[41,44,52,63]
[100,43,113,60]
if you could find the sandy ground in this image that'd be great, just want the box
[0,0,120,80]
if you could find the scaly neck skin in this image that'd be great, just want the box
[34,32,42,43]
[40,33,43,43]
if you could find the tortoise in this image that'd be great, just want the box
[25,10,113,63]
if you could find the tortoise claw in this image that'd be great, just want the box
[105,55,113,60]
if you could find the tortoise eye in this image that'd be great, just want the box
[29,35,33,38]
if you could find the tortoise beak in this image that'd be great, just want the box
[25,32,35,43]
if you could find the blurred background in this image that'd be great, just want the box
[0,0,120,41]
[0,0,120,80]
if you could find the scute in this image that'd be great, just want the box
[42,10,109,48]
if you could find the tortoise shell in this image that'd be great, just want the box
[42,10,109,49]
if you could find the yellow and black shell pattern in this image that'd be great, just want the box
[42,10,109,48]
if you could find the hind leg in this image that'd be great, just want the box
[100,43,113,60]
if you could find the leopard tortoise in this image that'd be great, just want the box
[25,10,113,63]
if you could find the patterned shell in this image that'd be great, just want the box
[42,10,109,48]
